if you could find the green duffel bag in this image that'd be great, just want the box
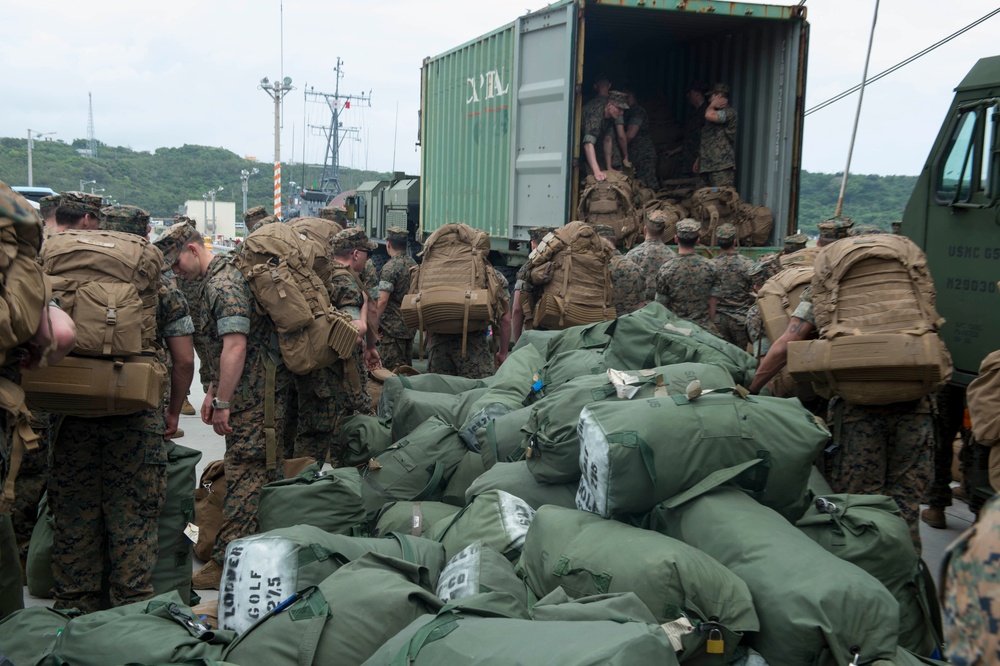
[796,493,942,656]
[476,406,529,470]
[440,451,486,507]
[258,464,365,534]
[341,414,393,466]
[870,647,950,665]
[530,588,658,624]
[365,608,681,666]
[530,349,608,400]
[465,461,577,510]
[362,416,469,514]
[518,505,757,664]
[373,501,461,538]
[0,605,78,666]
[650,486,900,666]
[49,591,235,666]
[224,552,444,666]
[602,306,758,387]
[808,465,834,496]
[576,390,830,520]
[219,525,446,635]
[379,374,490,421]
[459,345,544,448]
[26,494,55,599]
[511,328,562,356]
[435,541,529,619]
[428,489,535,561]
[540,318,618,360]
[524,363,735,485]
[390,387,490,442]
[154,441,202,603]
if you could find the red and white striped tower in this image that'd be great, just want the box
[273,163,282,218]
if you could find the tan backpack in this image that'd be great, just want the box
[233,223,358,375]
[523,221,614,329]
[0,183,47,513]
[689,186,740,245]
[578,172,641,249]
[401,223,503,355]
[734,203,774,247]
[787,235,952,405]
[641,201,687,241]
[288,216,344,284]
[21,230,168,416]
[755,265,818,401]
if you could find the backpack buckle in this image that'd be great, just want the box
[105,307,118,325]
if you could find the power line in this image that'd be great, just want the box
[806,7,1000,116]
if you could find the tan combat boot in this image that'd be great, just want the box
[920,507,947,529]
[181,398,197,416]
[192,559,223,590]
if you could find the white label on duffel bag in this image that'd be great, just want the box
[220,535,299,635]
[496,490,535,551]
[576,408,611,518]
[436,541,482,602]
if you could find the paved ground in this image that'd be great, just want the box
[21,358,979,610]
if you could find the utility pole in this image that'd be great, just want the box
[27,129,55,187]
[202,193,209,235]
[304,58,371,196]
[259,76,294,218]
[207,187,224,238]
[87,92,98,159]
[240,168,259,218]
[80,179,96,192]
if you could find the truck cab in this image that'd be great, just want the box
[902,55,1000,386]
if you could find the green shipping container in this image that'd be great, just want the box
[419,0,810,251]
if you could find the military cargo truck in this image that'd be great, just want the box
[359,1,810,270]
[902,55,1000,386]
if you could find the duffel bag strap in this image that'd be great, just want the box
[0,378,40,515]
[412,462,447,502]
[657,458,767,511]
[391,610,461,666]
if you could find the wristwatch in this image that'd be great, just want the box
[211,397,231,410]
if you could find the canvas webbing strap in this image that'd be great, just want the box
[460,292,471,359]
[264,357,277,471]
[0,378,40,515]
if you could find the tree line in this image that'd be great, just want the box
[0,137,918,234]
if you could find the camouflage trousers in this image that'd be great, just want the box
[715,310,750,352]
[290,366,341,465]
[49,416,167,612]
[0,513,22,619]
[212,393,287,565]
[699,168,735,188]
[943,493,1000,665]
[378,335,413,373]
[11,416,52,562]
[631,137,659,191]
[427,330,495,380]
[926,383,965,508]
[823,397,934,554]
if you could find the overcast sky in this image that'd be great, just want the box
[4,0,998,179]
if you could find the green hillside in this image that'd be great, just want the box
[0,137,918,231]
[0,138,394,219]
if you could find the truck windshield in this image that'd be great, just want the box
[936,104,997,204]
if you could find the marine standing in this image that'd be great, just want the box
[594,224,646,317]
[655,218,719,332]
[625,210,677,302]
[711,223,755,350]
[376,227,417,370]
[158,221,290,589]
[512,226,553,342]
[696,83,738,188]
[581,91,630,182]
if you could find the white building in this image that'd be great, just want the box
[181,199,238,239]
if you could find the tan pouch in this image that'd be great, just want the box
[21,355,167,416]
[245,261,315,334]
[72,281,144,356]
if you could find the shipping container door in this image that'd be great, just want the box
[509,2,578,240]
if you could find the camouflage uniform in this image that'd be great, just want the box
[944,493,1000,664]
[655,254,719,331]
[49,208,192,612]
[11,409,53,565]
[925,384,965,509]
[1,365,25,618]
[699,86,737,187]
[377,250,417,371]
[794,285,933,552]
[427,269,509,379]
[625,239,676,302]
[609,251,645,317]
[243,206,270,235]
[581,95,617,172]
[712,247,755,350]
[198,254,289,565]
[325,260,376,464]
[611,104,659,189]
[682,101,708,177]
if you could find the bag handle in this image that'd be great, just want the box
[412,462,447,502]
[658,458,767,510]
[391,610,461,666]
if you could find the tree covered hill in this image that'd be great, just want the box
[0,136,918,231]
